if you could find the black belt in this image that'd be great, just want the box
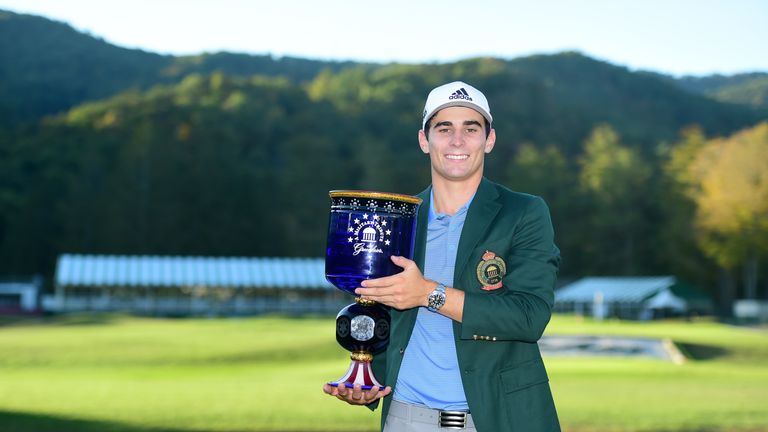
[389,399,474,429]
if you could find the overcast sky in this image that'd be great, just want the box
[1,0,766,76]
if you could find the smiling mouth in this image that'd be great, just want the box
[445,154,469,160]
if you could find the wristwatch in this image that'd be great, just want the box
[427,282,446,312]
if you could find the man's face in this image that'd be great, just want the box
[419,106,496,184]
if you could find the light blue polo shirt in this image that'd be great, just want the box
[393,191,473,411]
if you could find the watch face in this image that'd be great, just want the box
[429,292,445,310]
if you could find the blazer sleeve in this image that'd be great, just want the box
[459,196,560,343]
[363,350,386,411]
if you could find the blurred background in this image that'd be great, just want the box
[1,0,766,318]
[0,1,767,431]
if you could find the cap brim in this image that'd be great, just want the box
[423,101,493,128]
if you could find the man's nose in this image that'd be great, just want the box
[450,130,464,146]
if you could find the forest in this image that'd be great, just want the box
[1,9,767,314]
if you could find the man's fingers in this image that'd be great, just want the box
[367,386,392,401]
[360,274,395,288]
[336,384,348,398]
[370,385,390,397]
[351,384,363,400]
[325,382,393,405]
[363,387,376,400]
[355,289,394,304]
[391,255,415,268]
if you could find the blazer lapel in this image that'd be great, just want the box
[413,186,431,271]
[453,178,501,286]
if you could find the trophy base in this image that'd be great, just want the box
[328,352,384,391]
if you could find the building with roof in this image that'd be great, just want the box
[554,276,713,320]
[45,254,350,315]
[0,276,42,314]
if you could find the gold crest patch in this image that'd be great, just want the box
[476,250,506,291]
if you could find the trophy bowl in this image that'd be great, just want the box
[325,190,421,391]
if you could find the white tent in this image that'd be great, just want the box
[646,289,687,312]
[554,276,682,320]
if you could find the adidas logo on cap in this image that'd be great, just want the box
[448,88,473,101]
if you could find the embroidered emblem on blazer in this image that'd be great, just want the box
[476,250,506,290]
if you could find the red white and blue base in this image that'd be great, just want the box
[328,351,384,391]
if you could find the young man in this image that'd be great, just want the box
[323,81,561,431]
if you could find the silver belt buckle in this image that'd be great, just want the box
[439,410,467,429]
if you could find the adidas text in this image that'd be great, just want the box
[448,88,473,101]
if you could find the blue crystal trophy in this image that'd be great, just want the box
[325,191,421,390]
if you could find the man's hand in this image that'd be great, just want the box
[354,256,434,310]
[322,383,391,405]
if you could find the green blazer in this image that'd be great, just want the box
[371,177,561,432]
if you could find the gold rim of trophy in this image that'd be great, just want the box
[329,190,422,205]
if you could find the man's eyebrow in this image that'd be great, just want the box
[434,120,482,128]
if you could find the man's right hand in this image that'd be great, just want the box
[322,383,391,405]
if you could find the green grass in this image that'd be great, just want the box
[0,313,766,431]
[545,316,768,431]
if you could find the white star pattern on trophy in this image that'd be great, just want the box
[373,214,379,220]
[354,218,360,224]
[385,240,390,246]
[348,227,353,232]
[348,237,353,243]
[363,214,368,219]
[382,220,387,226]
[386,230,391,235]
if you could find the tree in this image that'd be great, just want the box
[687,122,768,301]
[506,143,584,275]
[658,127,714,286]
[578,124,653,274]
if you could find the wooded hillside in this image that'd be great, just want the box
[1,9,766,311]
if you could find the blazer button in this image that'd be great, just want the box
[399,347,405,354]
[473,335,478,340]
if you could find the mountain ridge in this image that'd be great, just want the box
[1,8,766,129]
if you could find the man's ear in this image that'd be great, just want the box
[418,129,430,154]
[484,129,496,154]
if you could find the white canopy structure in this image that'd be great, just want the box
[47,254,345,315]
[554,276,708,320]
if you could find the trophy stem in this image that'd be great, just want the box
[328,350,384,391]
[355,296,377,306]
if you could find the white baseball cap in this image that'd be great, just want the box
[422,81,493,129]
